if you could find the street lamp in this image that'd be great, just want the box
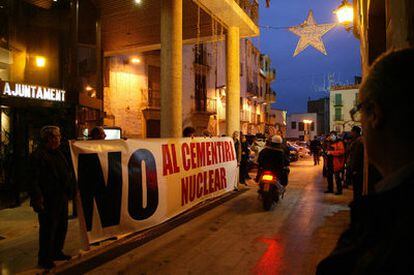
[35,56,46,68]
[334,0,354,30]
[130,57,141,64]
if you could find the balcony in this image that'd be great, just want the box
[247,82,259,98]
[192,96,217,114]
[240,110,250,122]
[334,115,344,121]
[334,99,343,107]
[194,0,259,38]
[265,91,276,103]
[267,68,276,81]
[142,88,160,109]
[235,0,259,25]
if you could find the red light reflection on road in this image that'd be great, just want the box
[252,237,284,275]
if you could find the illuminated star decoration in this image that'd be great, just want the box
[289,10,336,57]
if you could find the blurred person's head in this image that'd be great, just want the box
[90,126,106,140]
[359,48,414,176]
[269,135,282,147]
[183,126,196,138]
[351,126,362,139]
[40,126,61,150]
[232,131,239,140]
[329,131,337,142]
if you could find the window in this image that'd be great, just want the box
[311,122,315,131]
[298,122,304,131]
[335,108,343,121]
[0,0,9,49]
[335,94,342,105]
[291,121,296,129]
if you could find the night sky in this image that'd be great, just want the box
[256,0,361,113]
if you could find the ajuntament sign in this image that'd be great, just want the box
[0,81,66,102]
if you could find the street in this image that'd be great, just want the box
[84,158,352,275]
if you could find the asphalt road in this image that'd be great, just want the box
[86,158,352,275]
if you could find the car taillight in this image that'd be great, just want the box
[262,174,274,182]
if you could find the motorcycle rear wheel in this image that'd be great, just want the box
[262,193,273,211]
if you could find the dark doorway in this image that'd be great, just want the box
[146,119,160,138]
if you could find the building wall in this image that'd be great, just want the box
[329,86,360,133]
[182,41,227,136]
[103,38,275,138]
[269,108,287,137]
[307,97,330,136]
[355,0,414,76]
[286,113,317,140]
[104,56,147,138]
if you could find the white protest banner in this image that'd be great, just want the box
[70,137,238,244]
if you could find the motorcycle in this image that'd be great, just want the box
[258,170,286,211]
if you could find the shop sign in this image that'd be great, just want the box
[0,81,66,102]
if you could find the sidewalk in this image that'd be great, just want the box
[0,191,247,274]
[0,159,353,274]
[0,201,82,274]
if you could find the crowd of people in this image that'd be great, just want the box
[308,126,364,200]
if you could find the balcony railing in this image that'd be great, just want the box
[192,96,217,114]
[142,88,160,109]
[334,115,344,121]
[247,82,259,97]
[235,0,259,24]
[268,68,276,81]
[240,110,250,122]
[265,91,276,103]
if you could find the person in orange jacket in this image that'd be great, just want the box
[326,131,345,195]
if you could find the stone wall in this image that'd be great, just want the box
[104,56,147,138]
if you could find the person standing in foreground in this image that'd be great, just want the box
[326,131,345,195]
[317,48,414,274]
[239,133,250,184]
[29,126,74,269]
[347,126,364,201]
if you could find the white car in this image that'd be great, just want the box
[287,142,310,158]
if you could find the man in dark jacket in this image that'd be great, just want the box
[317,49,414,274]
[310,136,322,165]
[29,126,74,269]
[347,126,364,201]
[239,134,250,184]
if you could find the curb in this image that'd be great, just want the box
[55,188,249,274]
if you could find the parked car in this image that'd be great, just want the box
[288,141,310,158]
[287,145,299,162]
